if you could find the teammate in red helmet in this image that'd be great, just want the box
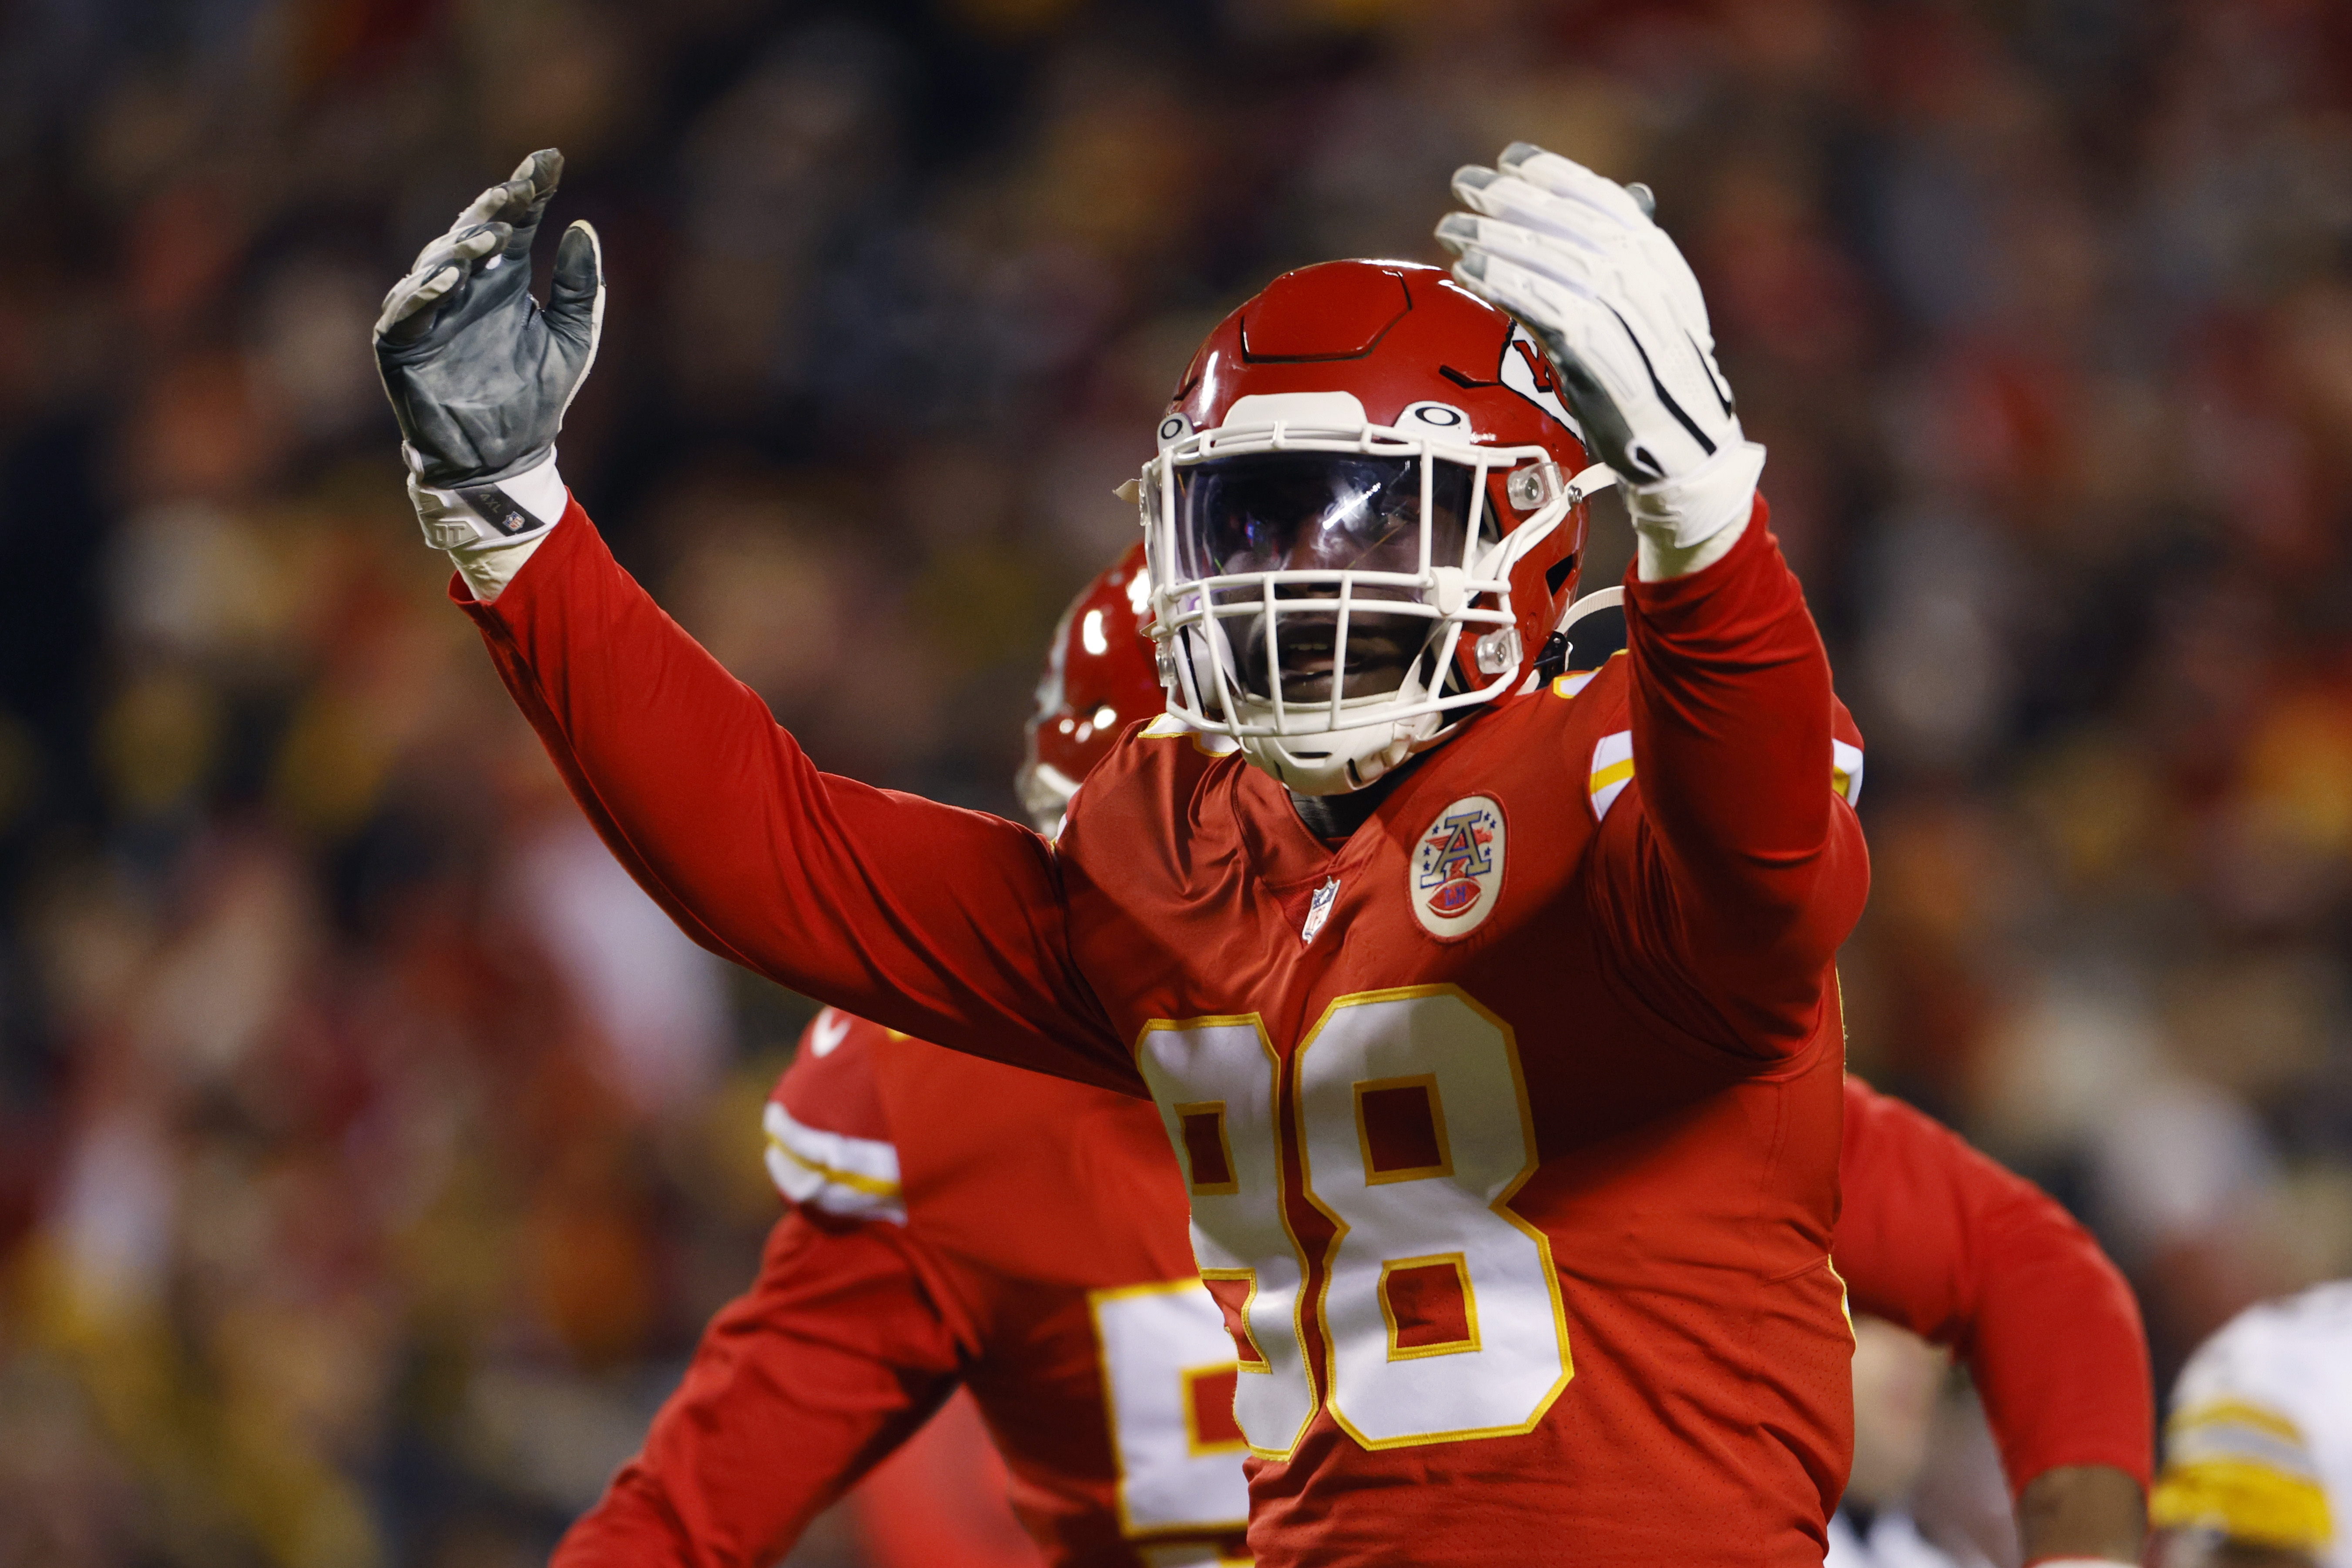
[379,142,1975,1563]
[1018,540,1166,839]
[550,553,2149,1568]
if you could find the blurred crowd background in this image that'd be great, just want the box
[2,0,2350,1564]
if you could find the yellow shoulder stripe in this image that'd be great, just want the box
[1832,738,1865,803]
[2151,1458,2332,1551]
[1588,730,1635,821]
[765,1134,904,1199]
[2171,1398,2312,1447]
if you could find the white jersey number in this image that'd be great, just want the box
[1137,987,1570,1454]
[1134,1017,1320,1457]
[1089,1281,1251,1538]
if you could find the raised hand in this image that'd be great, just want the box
[374,149,604,493]
[1436,143,1762,556]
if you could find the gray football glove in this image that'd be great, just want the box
[374,149,604,526]
[1436,143,1762,551]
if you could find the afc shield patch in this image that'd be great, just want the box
[1410,795,1506,939]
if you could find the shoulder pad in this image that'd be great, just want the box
[1138,711,1240,755]
[766,1008,904,1223]
[1552,648,1627,701]
[2152,1393,2329,1551]
[2151,1291,2348,1554]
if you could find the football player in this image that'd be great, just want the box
[548,547,2150,1568]
[377,142,1967,1561]
[2146,1281,2352,1568]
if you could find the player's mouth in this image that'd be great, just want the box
[1240,611,1424,704]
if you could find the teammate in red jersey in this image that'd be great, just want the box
[380,143,1952,1562]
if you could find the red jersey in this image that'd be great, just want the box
[553,1016,2151,1568]
[775,1011,1250,1565]
[466,497,1867,1564]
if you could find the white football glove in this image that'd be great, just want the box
[1436,143,1764,558]
[374,148,603,553]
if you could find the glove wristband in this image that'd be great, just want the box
[405,446,567,551]
[1624,439,1767,550]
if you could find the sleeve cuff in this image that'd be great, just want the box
[1626,439,1767,550]
[407,446,566,550]
[408,449,567,603]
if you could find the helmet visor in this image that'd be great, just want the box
[1173,453,1473,581]
[1171,453,1478,704]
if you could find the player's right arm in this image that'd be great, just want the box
[1835,1076,2152,1565]
[370,152,1131,1092]
[464,501,1132,1089]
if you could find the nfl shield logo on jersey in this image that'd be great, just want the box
[1410,796,1506,939]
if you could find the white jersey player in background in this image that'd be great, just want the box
[2151,1281,2352,1568]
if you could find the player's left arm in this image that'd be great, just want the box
[1439,146,1865,1054]
[1836,1077,2152,1565]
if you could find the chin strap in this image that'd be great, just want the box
[1530,585,1627,683]
[1530,631,1571,683]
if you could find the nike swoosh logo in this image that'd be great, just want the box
[809,1012,851,1057]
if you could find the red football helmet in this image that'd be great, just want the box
[1016,539,1167,835]
[1138,260,1609,794]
